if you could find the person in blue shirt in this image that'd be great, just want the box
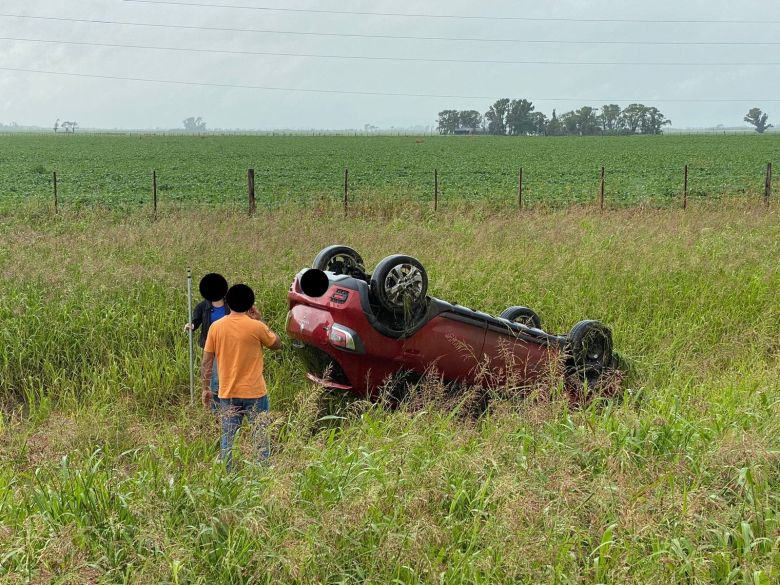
[184,273,230,409]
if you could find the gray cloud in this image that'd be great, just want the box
[1,0,778,129]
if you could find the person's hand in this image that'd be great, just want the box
[248,306,262,321]
[201,389,212,410]
[184,323,194,333]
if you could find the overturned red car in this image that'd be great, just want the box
[286,246,615,399]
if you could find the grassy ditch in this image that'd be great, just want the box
[1,204,779,583]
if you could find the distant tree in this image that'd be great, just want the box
[559,111,579,135]
[600,104,622,132]
[641,107,671,135]
[621,104,646,134]
[61,121,78,133]
[575,106,601,135]
[183,116,207,132]
[744,108,773,133]
[458,110,483,130]
[484,98,510,135]
[530,112,548,135]
[546,109,563,136]
[506,99,535,136]
[53,119,60,133]
[436,110,461,134]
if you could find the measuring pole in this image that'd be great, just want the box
[187,267,195,404]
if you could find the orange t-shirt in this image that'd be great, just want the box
[204,313,278,399]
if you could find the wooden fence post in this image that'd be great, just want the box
[518,168,523,210]
[53,171,58,213]
[247,169,256,216]
[343,168,349,217]
[152,170,158,218]
[765,162,773,207]
[683,165,688,210]
[599,166,605,211]
[434,169,439,212]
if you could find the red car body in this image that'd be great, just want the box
[286,269,568,398]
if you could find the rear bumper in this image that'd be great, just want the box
[291,337,352,388]
[286,295,401,398]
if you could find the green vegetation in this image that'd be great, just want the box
[0,133,776,209]
[438,101,671,136]
[2,204,779,583]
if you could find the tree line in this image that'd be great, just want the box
[437,100,673,136]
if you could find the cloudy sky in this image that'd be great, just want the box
[1,0,779,130]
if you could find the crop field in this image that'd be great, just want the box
[1,202,779,583]
[0,133,778,209]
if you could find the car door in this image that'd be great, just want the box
[482,325,557,386]
[400,314,487,383]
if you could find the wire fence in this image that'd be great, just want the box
[8,162,773,217]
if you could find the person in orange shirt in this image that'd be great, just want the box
[201,283,282,468]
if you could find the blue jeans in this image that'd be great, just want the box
[219,396,270,469]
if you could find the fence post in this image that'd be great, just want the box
[683,164,688,210]
[599,166,605,210]
[247,169,256,216]
[343,168,349,217]
[518,168,523,210]
[765,162,773,207]
[152,170,158,218]
[53,171,58,213]
[434,168,439,212]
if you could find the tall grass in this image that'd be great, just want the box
[1,204,779,583]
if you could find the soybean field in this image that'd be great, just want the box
[1,133,777,209]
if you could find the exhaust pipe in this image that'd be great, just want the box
[300,269,330,298]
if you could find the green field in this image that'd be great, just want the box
[2,204,779,583]
[0,134,777,209]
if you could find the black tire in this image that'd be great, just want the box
[500,306,542,329]
[567,320,613,379]
[312,245,365,276]
[371,255,428,314]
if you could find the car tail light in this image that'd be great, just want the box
[328,324,360,352]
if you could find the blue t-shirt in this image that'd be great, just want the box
[211,305,227,322]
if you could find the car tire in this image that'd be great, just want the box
[567,320,613,379]
[499,306,542,329]
[312,245,365,276]
[371,255,428,314]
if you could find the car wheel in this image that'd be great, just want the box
[500,306,542,329]
[312,245,365,276]
[371,255,428,314]
[567,320,613,379]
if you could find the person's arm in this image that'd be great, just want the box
[185,301,205,332]
[200,351,215,408]
[268,332,282,351]
[257,321,282,351]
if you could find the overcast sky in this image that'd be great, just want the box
[1,0,779,130]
